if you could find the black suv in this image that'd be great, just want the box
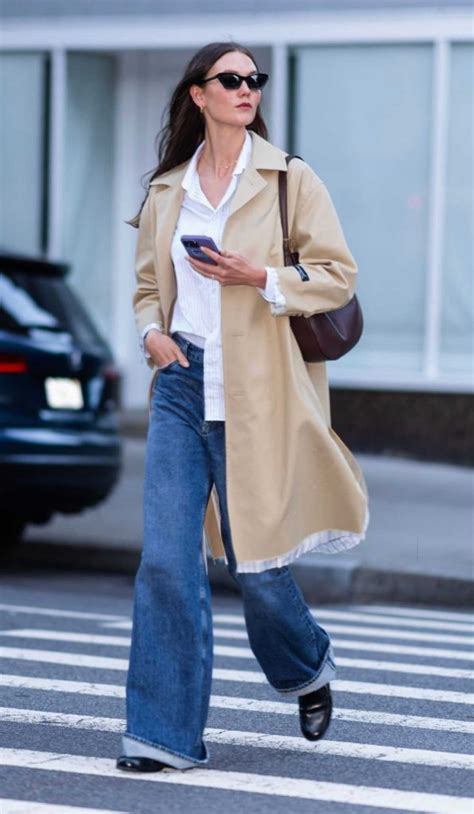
[0,251,122,549]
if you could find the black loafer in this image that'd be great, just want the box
[116,755,174,772]
[298,682,333,741]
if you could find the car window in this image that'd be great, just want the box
[0,270,105,349]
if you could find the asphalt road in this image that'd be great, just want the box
[0,567,473,814]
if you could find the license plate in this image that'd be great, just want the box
[45,377,84,410]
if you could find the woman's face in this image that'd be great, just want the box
[191,51,262,128]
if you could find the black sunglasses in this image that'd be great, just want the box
[199,71,269,91]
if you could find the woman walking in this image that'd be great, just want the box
[118,41,369,773]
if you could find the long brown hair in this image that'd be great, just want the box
[126,41,269,228]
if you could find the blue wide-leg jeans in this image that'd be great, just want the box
[122,332,336,769]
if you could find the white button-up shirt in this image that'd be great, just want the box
[140,129,286,420]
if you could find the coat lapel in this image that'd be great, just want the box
[226,132,288,223]
[225,166,267,222]
[147,131,288,329]
[148,130,287,193]
[151,182,185,333]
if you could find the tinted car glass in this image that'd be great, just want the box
[0,270,105,349]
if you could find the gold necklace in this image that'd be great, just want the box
[201,155,239,170]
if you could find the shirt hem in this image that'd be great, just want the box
[212,505,370,573]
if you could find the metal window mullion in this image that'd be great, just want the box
[423,39,450,380]
[46,47,66,259]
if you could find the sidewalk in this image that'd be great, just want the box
[21,436,474,608]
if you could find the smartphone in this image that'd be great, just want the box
[180,235,221,266]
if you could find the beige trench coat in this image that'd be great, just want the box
[133,130,369,573]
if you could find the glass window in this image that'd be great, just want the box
[0,53,47,254]
[440,43,474,377]
[291,44,434,376]
[62,53,116,337]
[0,265,105,349]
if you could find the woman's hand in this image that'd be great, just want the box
[144,330,189,368]
[186,247,267,288]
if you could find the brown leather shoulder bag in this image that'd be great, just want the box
[279,155,364,362]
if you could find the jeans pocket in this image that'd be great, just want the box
[159,359,181,372]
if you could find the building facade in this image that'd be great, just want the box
[1,1,473,460]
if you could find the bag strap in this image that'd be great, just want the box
[278,154,304,265]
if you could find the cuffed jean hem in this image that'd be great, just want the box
[122,733,210,769]
[271,642,337,699]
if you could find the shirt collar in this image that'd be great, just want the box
[181,129,252,192]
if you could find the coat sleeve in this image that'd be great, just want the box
[269,164,358,318]
[132,191,165,339]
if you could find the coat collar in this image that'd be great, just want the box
[148,130,288,189]
[144,131,290,336]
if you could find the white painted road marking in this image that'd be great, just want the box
[1,601,472,813]
[214,610,474,634]
[0,604,125,621]
[2,670,467,705]
[0,748,472,813]
[106,618,474,645]
[2,627,472,662]
[1,643,472,680]
[1,707,473,769]
[0,801,124,814]
[351,605,474,623]
[1,601,471,630]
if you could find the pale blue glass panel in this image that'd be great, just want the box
[292,44,433,376]
[440,43,474,377]
[62,53,116,336]
[0,53,46,254]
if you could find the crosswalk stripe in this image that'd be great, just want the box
[105,618,474,646]
[0,669,449,736]
[214,646,474,678]
[319,656,472,679]
[330,638,473,661]
[313,623,474,647]
[0,800,123,814]
[0,604,125,622]
[351,605,474,623]
[213,625,473,653]
[1,674,472,730]
[0,747,471,813]
[314,609,474,633]
[1,670,472,706]
[0,630,132,647]
[215,670,474,704]
[3,643,471,680]
[2,604,472,812]
[214,611,474,634]
[207,727,474,768]
[1,707,473,769]
[0,646,127,670]
[209,696,474,733]
[0,674,125,697]
[213,633,472,662]
[3,628,472,663]
[1,602,471,630]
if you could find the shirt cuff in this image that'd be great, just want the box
[141,322,163,358]
[257,266,288,314]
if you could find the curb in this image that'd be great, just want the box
[3,541,473,609]
[207,559,474,608]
